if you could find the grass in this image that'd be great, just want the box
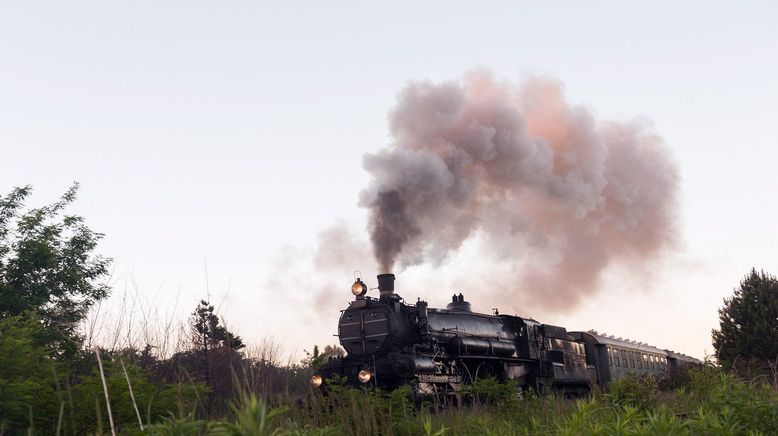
[137,368,778,436]
[5,306,777,434]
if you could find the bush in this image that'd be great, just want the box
[605,373,658,410]
[67,351,206,434]
[0,314,62,434]
[461,376,520,410]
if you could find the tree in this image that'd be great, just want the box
[190,300,245,352]
[185,300,245,413]
[712,268,778,371]
[0,184,111,357]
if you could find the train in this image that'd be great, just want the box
[311,273,701,397]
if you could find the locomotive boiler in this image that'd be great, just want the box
[312,274,700,397]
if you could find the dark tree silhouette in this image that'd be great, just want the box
[712,268,778,372]
[191,300,245,353]
[184,300,245,414]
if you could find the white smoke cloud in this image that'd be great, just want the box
[360,71,680,311]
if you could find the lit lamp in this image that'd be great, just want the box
[351,279,367,297]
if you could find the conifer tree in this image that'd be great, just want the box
[712,268,778,370]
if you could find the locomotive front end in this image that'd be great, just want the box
[313,273,414,389]
[338,274,398,356]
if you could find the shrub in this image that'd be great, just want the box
[606,373,658,410]
[462,376,520,410]
[0,314,61,434]
[68,351,206,434]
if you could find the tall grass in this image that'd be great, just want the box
[6,288,775,434]
[139,368,778,435]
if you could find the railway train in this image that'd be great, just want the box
[311,273,701,397]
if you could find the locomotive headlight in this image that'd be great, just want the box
[358,369,372,383]
[351,279,367,297]
[310,374,323,387]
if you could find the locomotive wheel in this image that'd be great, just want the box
[474,361,497,381]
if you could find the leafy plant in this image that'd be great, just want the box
[713,268,778,373]
[209,395,288,436]
[0,184,111,358]
[606,373,659,410]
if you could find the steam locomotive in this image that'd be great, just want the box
[311,274,700,397]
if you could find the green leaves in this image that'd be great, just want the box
[606,374,659,410]
[0,183,111,358]
[0,314,62,433]
[208,396,288,436]
[712,268,778,372]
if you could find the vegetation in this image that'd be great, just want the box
[0,183,110,358]
[137,368,778,435]
[712,268,778,379]
[0,185,327,434]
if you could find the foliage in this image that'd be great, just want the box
[146,414,207,436]
[8,355,778,435]
[0,184,111,357]
[208,395,288,436]
[191,300,245,352]
[302,345,344,372]
[712,268,778,372]
[657,361,696,391]
[0,313,62,434]
[67,350,207,434]
[461,376,521,410]
[605,373,658,410]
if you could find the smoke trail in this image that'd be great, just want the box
[360,71,679,309]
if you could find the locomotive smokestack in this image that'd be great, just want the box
[377,273,395,299]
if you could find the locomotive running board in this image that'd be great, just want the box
[456,355,536,363]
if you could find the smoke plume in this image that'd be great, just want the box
[360,71,679,309]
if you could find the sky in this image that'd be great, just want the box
[2,1,777,360]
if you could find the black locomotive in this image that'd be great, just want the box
[311,274,700,397]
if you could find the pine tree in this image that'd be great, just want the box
[190,300,245,352]
[184,301,247,414]
[712,268,778,370]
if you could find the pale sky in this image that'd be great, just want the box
[2,1,777,360]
